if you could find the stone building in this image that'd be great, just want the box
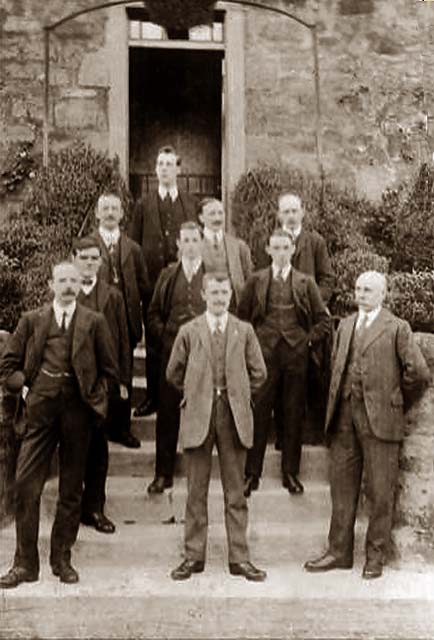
[1,0,433,211]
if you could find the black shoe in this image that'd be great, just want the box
[229,561,267,582]
[282,473,304,494]
[109,433,141,449]
[274,439,282,451]
[362,562,383,580]
[243,475,259,498]
[147,476,173,494]
[52,561,79,584]
[171,559,205,581]
[81,511,116,534]
[0,566,38,589]
[304,552,353,573]
[133,398,158,417]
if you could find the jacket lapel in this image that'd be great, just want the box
[120,232,132,268]
[290,268,306,313]
[96,279,110,312]
[32,305,53,368]
[225,315,239,366]
[360,308,391,353]
[256,268,272,315]
[292,229,308,264]
[197,314,213,364]
[338,314,357,364]
[223,235,236,281]
[72,304,89,360]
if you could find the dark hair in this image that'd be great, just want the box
[179,221,202,236]
[268,228,295,244]
[202,271,231,289]
[72,236,102,256]
[157,145,181,166]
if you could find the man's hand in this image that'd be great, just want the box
[120,384,129,400]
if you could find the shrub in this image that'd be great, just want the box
[388,271,434,332]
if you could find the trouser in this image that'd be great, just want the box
[13,387,93,573]
[155,347,180,480]
[82,424,109,515]
[144,317,160,406]
[184,393,249,564]
[327,396,400,566]
[106,346,134,439]
[246,339,308,478]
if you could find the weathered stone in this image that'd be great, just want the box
[3,16,40,32]
[78,49,109,87]
[60,88,98,99]
[6,123,36,143]
[54,97,107,130]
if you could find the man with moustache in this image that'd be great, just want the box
[146,222,206,494]
[167,273,267,581]
[72,236,131,533]
[130,146,197,417]
[0,262,118,588]
[88,192,151,448]
[198,197,252,311]
[304,272,429,580]
[239,230,329,497]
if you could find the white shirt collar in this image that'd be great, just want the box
[206,311,228,334]
[272,263,291,282]
[52,300,76,329]
[181,257,202,279]
[357,306,381,328]
[283,225,302,239]
[158,185,178,202]
[80,276,97,296]
[98,226,120,248]
[203,227,224,244]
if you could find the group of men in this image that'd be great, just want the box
[0,145,430,590]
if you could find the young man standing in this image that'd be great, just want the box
[72,236,131,533]
[146,222,206,494]
[167,273,267,582]
[0,262,118,588]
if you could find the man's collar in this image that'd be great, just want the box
[53,299,76,319]
[158,185,178,202]
[98,226,120,246]
[206,310,228,333]
[181,257,202,275]
[272,263,291,281]
[357,306,382,327]
[203,227,224,243]
[80,275,97,293]
[282,224,302,239]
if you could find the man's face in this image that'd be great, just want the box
[277,194,304,231]
[73,247,101,280]
[202,278,232,316]
[156,152,179,188]
[49,263,81,306]
[354,274,385,311]
[266,234,295,269]
[177,228,202,261]
[95,195,123,231]
[200,201,225,232]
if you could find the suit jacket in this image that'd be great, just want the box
[291,229,335,304]
[87,230,151,346]
[166,314,267,449]
[147,261,205,347]
[0,303,119,419]
[238,267,330,359]
[326,308,430,441]
[79,279,131,386]
[129,190,197,288]
[221,234,253,307]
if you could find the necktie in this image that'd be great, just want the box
[357,312,368,334]
[213,233,219,250]
[60,311,68,333]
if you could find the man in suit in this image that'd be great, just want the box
[166,273,267,581]
[146,221,206,494]
[130,146,197,417]
[0,262,118,588]
[239,230,330,497]
[72,236,131,533]
[305,272,430,579]
[198,197,252,311]
[88,191,151,448]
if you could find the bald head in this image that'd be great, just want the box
[355,271,386,312]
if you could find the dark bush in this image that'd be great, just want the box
[388,272,434,333]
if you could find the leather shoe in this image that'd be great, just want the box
[229,561,267,582]
[0,566,38,589]
[133,398,157,417]
[282,473,304,494]
[81,511,116,534]
[243,475,259,498]
[147,476,173,494]
[362,562,383,580]
[52,561,79,584]
[171,559,205,581]
[109,432,141,449]
[304,552,353,573]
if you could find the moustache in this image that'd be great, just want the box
[62,289,76,296]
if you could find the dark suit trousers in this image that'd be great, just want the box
[13,387,93,573]
[246,339,308,478]
[106,346,134,439]
[328,396,399,566]
[184,393,249,564]
[155,346,180,480]
[82,424,109,515]
[144,317,160,406]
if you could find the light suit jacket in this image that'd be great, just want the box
[166,313,267,449]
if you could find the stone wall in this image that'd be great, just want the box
[392,332,434,569]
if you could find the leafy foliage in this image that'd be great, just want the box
[0,143,36,197]
[389,271,434,333]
